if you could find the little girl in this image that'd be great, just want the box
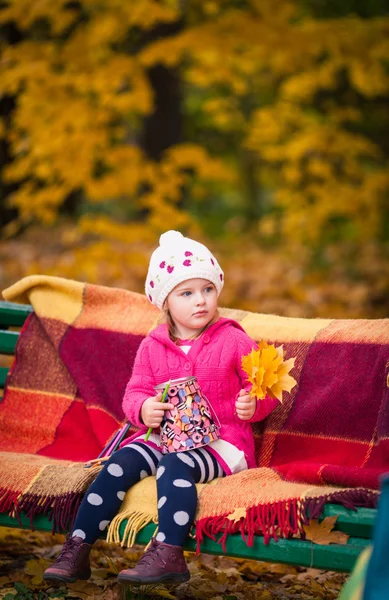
[44,230,280,585]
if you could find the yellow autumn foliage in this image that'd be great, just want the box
[1,1,388,232]
[0,0,388,319]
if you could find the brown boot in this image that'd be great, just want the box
[43,534,92,583]
[117,538,190,585]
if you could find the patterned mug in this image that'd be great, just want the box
[155,376,220,454]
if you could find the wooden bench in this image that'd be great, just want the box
[0,300,376,573]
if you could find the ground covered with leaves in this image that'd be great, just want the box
[0,528,349,600]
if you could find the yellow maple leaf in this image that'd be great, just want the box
[226,507,247,523]
[241,341,297,402]
[269,357,297,401]
[303,516,349,545]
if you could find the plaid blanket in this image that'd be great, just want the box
[1,275,387,547]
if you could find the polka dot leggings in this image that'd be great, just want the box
[72,442,225,547]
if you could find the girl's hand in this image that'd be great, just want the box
[141,393,174,429]
[235,389,256,421]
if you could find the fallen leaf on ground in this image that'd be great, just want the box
[0,526,349,599]
[25,557,50,585]
[67,580,104,598]
[98,590,121,600]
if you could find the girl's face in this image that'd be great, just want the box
[166,278,218,339]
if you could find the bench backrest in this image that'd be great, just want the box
[0,301,33,399]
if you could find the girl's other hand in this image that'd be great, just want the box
[141,393,174,429]
[235,389,256,420]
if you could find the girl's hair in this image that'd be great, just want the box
[157,306,220,343]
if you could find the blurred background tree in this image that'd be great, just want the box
[0,0,388,317]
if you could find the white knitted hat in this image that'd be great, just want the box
[145,230,224,309]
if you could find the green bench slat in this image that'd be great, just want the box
[0,366,9,387]
[0,512,370,572]
[136,524,370,573]
[320,504,376,538]
[0,330,19,354]
[0,301,33,327]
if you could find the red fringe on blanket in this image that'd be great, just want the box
[13,492,84,534]
[0,488,21,515]
[196,499,301,553]
[195,489,378,553]
[302,489,378,521]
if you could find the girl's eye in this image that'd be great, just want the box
[205,286,214,293]
[182,291,192,297]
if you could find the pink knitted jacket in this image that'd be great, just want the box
[122,317,279,470]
